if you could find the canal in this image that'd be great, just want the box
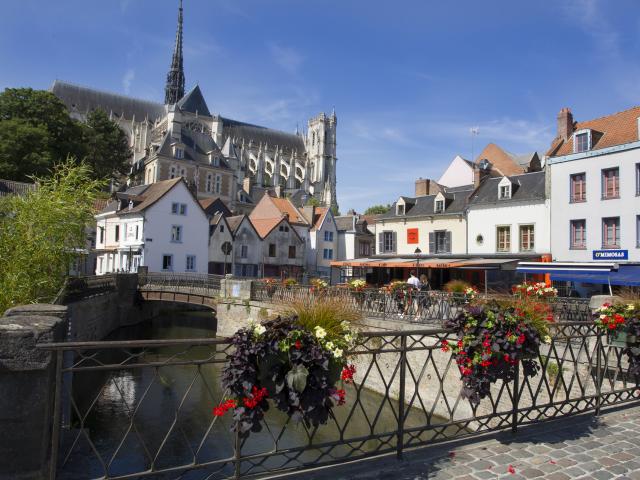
[59,309,448,479]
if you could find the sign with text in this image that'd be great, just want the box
[407,228,419,244]
[593,250,628,260]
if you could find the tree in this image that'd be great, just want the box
[364,204,391,215]
[305,196,321,207]
[0,88,130,183]
[0,160,104,313]
[81,109,132,180]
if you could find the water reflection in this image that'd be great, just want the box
[61,310,444,479]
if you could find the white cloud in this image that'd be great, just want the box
[122,69,135,94]
[269,43,304,75]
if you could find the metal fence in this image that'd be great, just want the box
[251,284,591,325]
[40,322,639,480]
[138,272,223,296]
[53,275,118,304]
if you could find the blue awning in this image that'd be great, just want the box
[554,265,640,286]
[516,262,640,286]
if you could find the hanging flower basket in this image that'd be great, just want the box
[443,298,552,405]
[594,301,640,377]
[215,316,358,438]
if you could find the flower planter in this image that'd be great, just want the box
[607,330,638,348]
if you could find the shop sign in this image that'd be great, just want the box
[593,250,628,260]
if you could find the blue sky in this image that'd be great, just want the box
[1,0,639,212]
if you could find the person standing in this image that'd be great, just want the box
[407,270,421,289]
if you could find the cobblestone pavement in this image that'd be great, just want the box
[293,404,640,480]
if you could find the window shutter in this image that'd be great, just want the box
[428,232,435,254]
[378,233,383,253]
[445,231,452,253]
[392,232,397,253]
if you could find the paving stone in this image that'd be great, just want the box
[598,456,619,467]
[544,473,571,480]
[569,453,593,463]
[591,470,615,480]
[608,464,631,475]
[466,460,493,471]
[611,451,635,461]
[562,466,586,478]
[471,471,497,479]
[517,468,543,477]
[576,460,602,473]
[555,457,578,467]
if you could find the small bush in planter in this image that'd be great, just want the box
[443,297,552,405]
[215,299,360,438]
[310,278,329,293]
[444,279,471,294]
[283,278,298,288]
[594,301,640,377]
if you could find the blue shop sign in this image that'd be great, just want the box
[593,250,628,260]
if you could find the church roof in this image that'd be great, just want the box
[51,80,165,120]
[221,117,305,153]
[177,85,211,116]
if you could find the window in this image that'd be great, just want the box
[169,166,177,179]
[171,203,187,215]
[99,227,104,244]
[433,231,450,254]
[135,225,139,240]
[396,204,405,216]
[288,245,296,259]
[381,231,396,253]
[241,245,248,258]
[206,173,213,193]
[180,204,187,215]
[171,225,183,243]
[175,148,184,159]
[570,220,586,249]
[269,244,276,257]
[499,185,511,199]
[575,132,590,152]
[162,254,173,271]
[602,168,619,199]
[172,202,179,214]
[519,225,535,252]
[212,157,220,167]
[186,255,196,271]
[602,217,620,249]
[359,242,370,256]
[570,173,586,202]
[324,231,334,241]
[215,174,222,194]
[636,163,640,196]
[434,200,444,213]
[180,167,186,178]
[323,248,334,260]
[497,226,511,252]
[220,225,224,233]
[279,225,289,232]
[115,225,120,242]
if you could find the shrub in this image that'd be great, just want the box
[444,279,471,294]
[283,278,298,287]
[285,295,361,340]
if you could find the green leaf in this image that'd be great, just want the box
[286,364,309,393]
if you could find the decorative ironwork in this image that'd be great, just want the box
[40,321,640,479]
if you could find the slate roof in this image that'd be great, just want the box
[335,215,374,235]
[226,215,246,234]
[221,118,305,153]
[467,171,546,207]
[177,85,211,116]
[546,106,640,157]
[51,80,165,120]
[199,197,232,218]
[100,178,196,216]
[0,179,35,197]
[379,185,474,220]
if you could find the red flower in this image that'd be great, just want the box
[460,367,473,376]
[295,340,302,350]
[440,340,451,352]
[480,360,491,367]
[516,334,526,345]
[508,465,516,474]
[242,386,268,410]
[213,406,226,416]
[457,340,464,349]
[336,388,346,406]
[341,365,356,383]
[213,398,237,417]
[504,354,510,362]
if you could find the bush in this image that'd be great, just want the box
[285,296,361,340]
[444,279,471,294]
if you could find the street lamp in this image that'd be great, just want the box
[414,247,422,279]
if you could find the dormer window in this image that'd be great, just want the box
[435,199,444,214]
[499,185,511,199]
[174,147,184,159]
[213,157,220,167]
[574,130,591,153]
[397,204,405,216]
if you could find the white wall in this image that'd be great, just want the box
[209,219,234,264]
[467,201,550,254]
[438,155,474,188]
[143,182,209,273]
[550,146,640,261]
[374,216,467,255]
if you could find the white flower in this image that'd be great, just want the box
[253,324,266,336]
[332,348,343,358]
[314,326,327,339]
[344,333,353,343]
[341,321,350,329]
[325,341,335,350]
[542,335,552,344]
[627,304,635,311]
[600,314,607,320]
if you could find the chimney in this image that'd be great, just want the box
[557,107,573,141]
[415,178,441,197]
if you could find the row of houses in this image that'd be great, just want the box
[332,105,640,294]
[93,177,375,283]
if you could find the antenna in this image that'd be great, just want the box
[470,126,479,160]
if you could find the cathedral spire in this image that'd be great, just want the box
[164,0,185,105]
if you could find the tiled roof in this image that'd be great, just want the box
[467,171,546,207]
[547,106,640,157]
[474,143,526,177]
[270,197,308,224]
[251,217,283,239]
[0,179,36,197]
[310,207,328,231]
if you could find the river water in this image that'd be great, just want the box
[60,309,447,479]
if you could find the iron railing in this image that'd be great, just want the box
[40,322,639,479]
[250,284,591,325]
[138,272,223,297]
[53,275,118,304]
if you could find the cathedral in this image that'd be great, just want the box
[51,0,338,212]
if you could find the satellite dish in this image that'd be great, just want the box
[221,242,232,255]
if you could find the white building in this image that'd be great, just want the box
[208,213,234,275]
[301,206,339,282]
[467,171,550,256]
[95,178,208,274]
[547,106,640,263]
[437,155,475,188]
[335,213,375,282]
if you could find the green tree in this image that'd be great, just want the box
[0,160,104,313]
[364,204,391,215]
[305,196,321,206]
[81,109,132,181]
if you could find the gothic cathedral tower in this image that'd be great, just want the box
[165,0,185,104]
[306,110,338,212]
